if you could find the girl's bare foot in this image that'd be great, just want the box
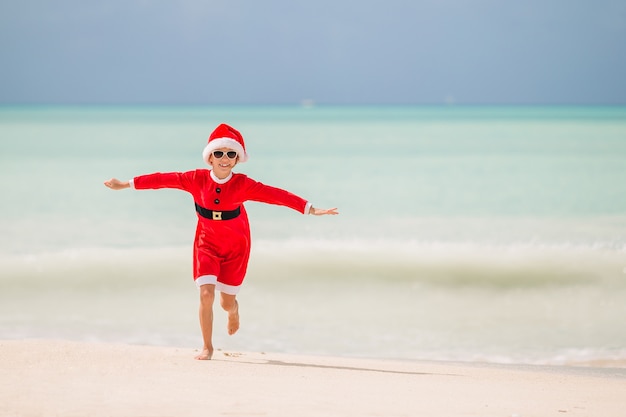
[227,302,240,335]
[194,348,214,360]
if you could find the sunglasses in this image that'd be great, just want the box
[212,150,238,159]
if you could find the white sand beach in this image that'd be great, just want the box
[1,339,624,417]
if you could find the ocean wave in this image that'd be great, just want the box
[1,240,623,290]
[248,239,625,289]
[1,242,625,367]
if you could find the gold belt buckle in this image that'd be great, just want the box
[212,211,223,220]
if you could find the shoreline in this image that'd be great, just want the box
[2,339,625,417]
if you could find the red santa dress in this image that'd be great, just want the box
[129,123,310,294]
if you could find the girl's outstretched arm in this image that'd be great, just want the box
[309,207,339,216]
[104,178,130,190]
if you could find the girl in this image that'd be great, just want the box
[104,123,338,360]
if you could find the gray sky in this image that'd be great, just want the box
[1,0,625,105]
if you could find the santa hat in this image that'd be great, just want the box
[202,123,249,165]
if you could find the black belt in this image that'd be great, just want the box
[195,203,241,221]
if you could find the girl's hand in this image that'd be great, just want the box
[309,207,339,216]
[104,178,130,190]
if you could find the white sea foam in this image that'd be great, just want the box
[1,241,625,366]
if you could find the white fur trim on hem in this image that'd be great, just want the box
[195,275,217,287]
[195,275,241,295]
[216,282,241,295]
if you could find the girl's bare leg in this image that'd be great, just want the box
[220,293,240,335]
[196,284,216,360]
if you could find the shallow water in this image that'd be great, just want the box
[1,105,625,365]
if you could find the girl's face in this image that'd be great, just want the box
[209,147,239,178]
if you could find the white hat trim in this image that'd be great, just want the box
[202,137,248,165]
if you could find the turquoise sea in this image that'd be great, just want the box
[1,105,625,365]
